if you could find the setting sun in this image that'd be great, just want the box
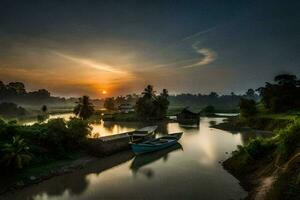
[102,90,107,95]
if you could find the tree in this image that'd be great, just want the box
[246,89,255,98]
[239,98,257,117]
[73,96,95,120]
[258,74,300,112]
[154,89,170,119]
[136,86,169,120]
[7,82,26,94]
[202,105,215,114]
[142,85,155,99]
[41,105,48,113]
[104,98,115,110]
[208,92,219,98]
[274,74,297,86]
[1,136,32,169]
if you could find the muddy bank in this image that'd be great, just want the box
[217,116,300,200]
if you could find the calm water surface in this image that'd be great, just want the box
[6,116,254,200]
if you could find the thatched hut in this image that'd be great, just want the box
[177,107,200,125]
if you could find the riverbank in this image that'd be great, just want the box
[0,131,134,195]
[213,114,300,200]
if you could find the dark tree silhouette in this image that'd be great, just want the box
[104,98,115,110]
[142,85,156,99]
[73,96,95,120]
[136,86,169,120]
[42,105,48,113]
[258,74,300,112]
[239,98,257,117]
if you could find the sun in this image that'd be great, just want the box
[102,90,107,95]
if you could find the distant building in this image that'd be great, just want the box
[118,103,135,113]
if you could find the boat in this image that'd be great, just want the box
[128,125,158,143]
[131,132,183,154]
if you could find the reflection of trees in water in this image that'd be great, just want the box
[130,143,183,179]
[14,151,135,199]
[102,121,144,132]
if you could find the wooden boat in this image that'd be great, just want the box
[130,143,183,173]
[131,132,183,154]
[128,125,158,143]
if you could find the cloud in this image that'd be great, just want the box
[182,25,219,41]
[152,41,217,69]
[182,44,217,69]
[52,51,126,74]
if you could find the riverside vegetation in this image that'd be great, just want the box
[216,74,300,200]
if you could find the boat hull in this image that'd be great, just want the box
[131,132,183,154]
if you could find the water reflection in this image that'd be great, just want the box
[130,143,183,178]
[4,117,251,200]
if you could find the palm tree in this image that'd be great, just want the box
[73,95,95,120]
[1,136,32,169]
[142,85,156,99]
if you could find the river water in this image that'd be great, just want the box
[3,114,254,200]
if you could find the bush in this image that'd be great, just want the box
[1,136,32,169]
[278,120,300,157]
[67,117,92,144]
[233,137,276,160]
[42,118,68,150]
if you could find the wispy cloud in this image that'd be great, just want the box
[152,41,217,69]
[182,48,216,68]
[52,51,125,74]
[182,25,219,41]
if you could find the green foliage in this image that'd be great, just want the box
[73,96,95,120]
[239,98,257,117]
[0,116,92,171]
[67,117,92,144]
[258,73,300,112]
[1,136,32,169]
[245,137,275,159]
[135,85,169,120]
[278,120,300,157]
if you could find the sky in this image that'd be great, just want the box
[0,0,300,98]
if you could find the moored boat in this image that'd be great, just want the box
[131,132,183,154]
[128,125,158,143]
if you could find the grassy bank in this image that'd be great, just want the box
[218,114,300,199]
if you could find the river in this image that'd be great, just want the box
[3,114,254,200]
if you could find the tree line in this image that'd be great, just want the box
[239,73,300,117]
[0,81,71,106]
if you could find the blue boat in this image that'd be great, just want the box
[131,132,183,154]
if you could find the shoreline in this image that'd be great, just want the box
[1,150,135,196]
